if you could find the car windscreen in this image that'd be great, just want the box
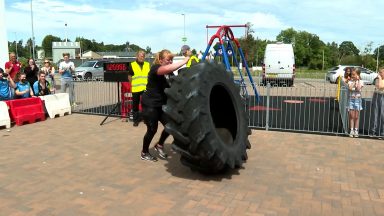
[79,61,96,67]
[359,68,374,74]
[330,66,339,71]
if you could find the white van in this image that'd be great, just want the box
[262,43,295,86]
[171,56,186,75]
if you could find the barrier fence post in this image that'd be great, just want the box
[265,83,271,130]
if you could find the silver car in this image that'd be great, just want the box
[358,67,378,85]
[74,60,106,80]
[326,65,378,84]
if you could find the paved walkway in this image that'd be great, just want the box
[0,114,383,216]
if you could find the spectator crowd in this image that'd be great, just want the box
[1,49,383,142]
[1,52,56,101]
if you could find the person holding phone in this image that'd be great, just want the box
[370,67,384,139]
[0,68,16,101]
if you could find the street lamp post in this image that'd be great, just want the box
[65,23,68,42]
[377,44,381,72]
[13,32,18,59]
[30,0,35,60]
[181,13,186,44]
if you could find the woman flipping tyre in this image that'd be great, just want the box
[140,49,190,162]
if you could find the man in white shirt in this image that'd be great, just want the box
[58,53,76,105]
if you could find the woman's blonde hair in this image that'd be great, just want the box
[136,50,145,57]
[153,49,173,65]
[352,67,361,76]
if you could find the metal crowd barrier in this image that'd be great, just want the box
[70,79,122,117]
[248,80,376,137]
[66,78,378,136]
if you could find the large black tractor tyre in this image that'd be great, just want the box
[163,62,251,174]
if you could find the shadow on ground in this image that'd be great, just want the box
[161,143,243,181]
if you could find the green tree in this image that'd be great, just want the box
[307,34,325,69]
[276,27,297,44]
[277,28,328,69]
[129,44,141,53]
[25,38,35,58]
[339,41,359,63]
[76,37,95,52]
[145,46,151,54]
[238,22,261,67]
[361,42,376,69]
[324,42,339,68]
[10,35,149,60]
[7,41,17,57]
[42,35,62,58]
[254,38,269,66]
[373,45,384,61]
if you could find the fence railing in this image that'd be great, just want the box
[70,79,121,117]
[65,78,378,137]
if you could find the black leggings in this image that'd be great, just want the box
[142,105,170,153]
[132,91,143,122]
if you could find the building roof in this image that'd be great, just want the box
[52,41,81,48]
[98,51,137,58]
[81,51,102,59]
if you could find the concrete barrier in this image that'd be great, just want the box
[0,101,11,128]
[40,93,71,119]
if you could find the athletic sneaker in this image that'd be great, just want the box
[154,144,168,159]
[354,129,359,138]
[349,130,354,138]
[141,152,157,162]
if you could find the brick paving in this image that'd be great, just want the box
[0,114,384,216]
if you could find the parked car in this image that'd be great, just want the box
[358,67,378,85]
[326,65,378,84]
[74,60,107,80]
[326,65,355,83]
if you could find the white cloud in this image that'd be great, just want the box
[248,13,286,29]
[5,0,384,54]
[12,0,96,13]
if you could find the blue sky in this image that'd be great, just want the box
[4,0,384,54]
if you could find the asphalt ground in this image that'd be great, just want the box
[1,114,384,215]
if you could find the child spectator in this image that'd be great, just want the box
[347,68,364,138]
[342,67,352,84]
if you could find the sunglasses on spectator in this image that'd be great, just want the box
[44,61,50,63]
